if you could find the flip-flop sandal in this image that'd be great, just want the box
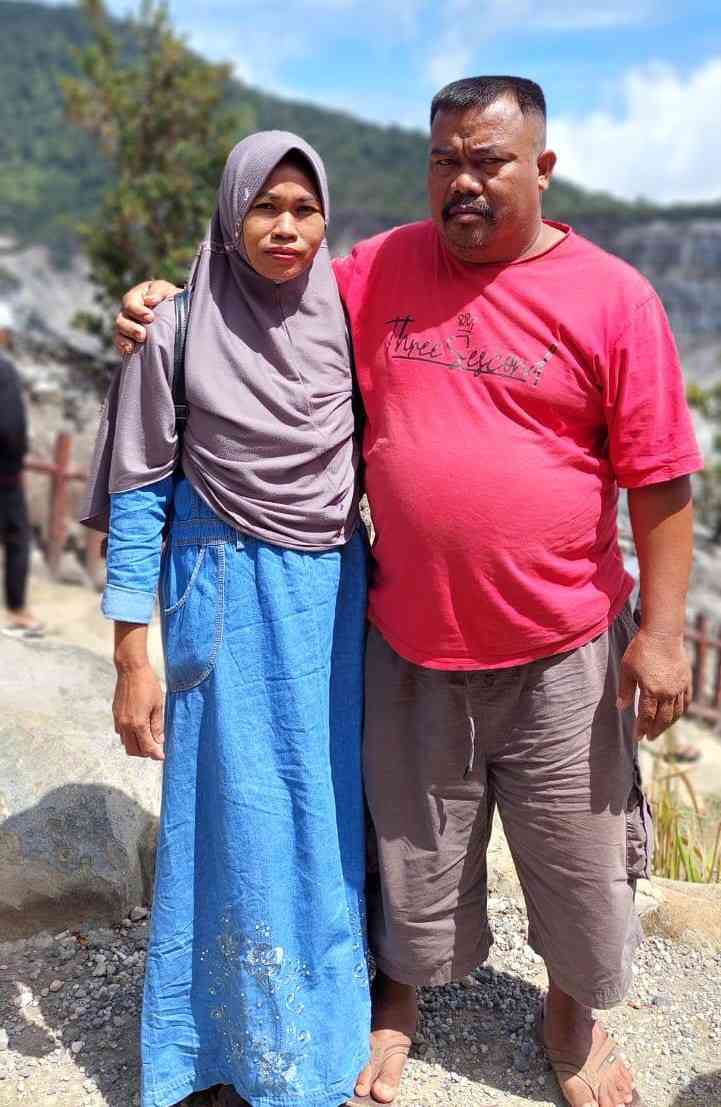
[536,1001,645,1106]
[1,622,45,639]
[345,1041,412,1105]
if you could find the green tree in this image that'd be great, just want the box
[62,0,253,339]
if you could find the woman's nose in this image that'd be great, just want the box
[271,211,297,239]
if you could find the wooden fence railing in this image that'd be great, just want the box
[24,430,103,582]
[685,612,721,729]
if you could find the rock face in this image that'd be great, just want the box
[0,636,161,938]
[639,877,721,949]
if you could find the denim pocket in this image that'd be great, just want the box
[626,764,654,881]
[161,541,226,692]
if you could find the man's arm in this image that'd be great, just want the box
[618,476,694,739]
[114,279,181,356]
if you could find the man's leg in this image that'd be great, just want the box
[3,484,35,627]
[355,626,494,1103]
[493,606,649,1107]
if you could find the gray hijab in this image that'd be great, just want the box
[81,130,359,550]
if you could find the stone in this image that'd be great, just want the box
[0,637,161,939]
[49,980,64,993]
[640,878,721,950]
[129,906,148,922]
[0,1029,8,1051]
[486,816,522,899]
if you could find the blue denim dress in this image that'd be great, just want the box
[104,476,371,1107]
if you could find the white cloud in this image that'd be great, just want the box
[422,0,658,90]
[480,0,657,31]
[427,30,474,90]
[550,58,721,203]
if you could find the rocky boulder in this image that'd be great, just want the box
[0,636,161,938]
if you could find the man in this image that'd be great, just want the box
[114,77,701,1107]
[0,304,42,638]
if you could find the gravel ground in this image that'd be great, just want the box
[1,897,719,1107]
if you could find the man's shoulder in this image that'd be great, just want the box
[340,220,433,269]
[333,221,433,301]
[564,227,656,303]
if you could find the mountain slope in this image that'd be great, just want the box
[4,0,712,255]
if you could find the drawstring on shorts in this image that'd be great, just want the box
[463,677,476,779]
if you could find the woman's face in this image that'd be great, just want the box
[242,160,325,282]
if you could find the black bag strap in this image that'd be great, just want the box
[172,287,191,444]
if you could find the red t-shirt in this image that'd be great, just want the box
[333,221,703,670]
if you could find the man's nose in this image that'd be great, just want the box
[450,170,484,196]
[271,211,297,239]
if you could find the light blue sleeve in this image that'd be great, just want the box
[101,475,175,624]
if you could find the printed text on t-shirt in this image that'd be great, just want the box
[385,314,558,387]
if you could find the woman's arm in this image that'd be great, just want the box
[104,476,174,761]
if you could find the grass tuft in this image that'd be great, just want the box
[648,728,721,883]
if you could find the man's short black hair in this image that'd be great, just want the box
[430,76,546,127]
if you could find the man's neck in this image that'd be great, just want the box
[517,219,566,261]
[443,218,567,268]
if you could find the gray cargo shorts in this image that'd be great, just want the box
[363,605,653,1009]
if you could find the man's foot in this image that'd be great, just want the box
[353,971,416,1104]
[541,984,639,1107]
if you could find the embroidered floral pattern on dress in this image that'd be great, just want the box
[201,915,313,1096]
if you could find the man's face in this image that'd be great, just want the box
[427,96,555,264]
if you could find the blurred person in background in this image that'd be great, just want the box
[0,302,43,639]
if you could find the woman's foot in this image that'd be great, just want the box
[354,971,416,1104]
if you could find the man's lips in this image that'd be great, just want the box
[446,204,490,220]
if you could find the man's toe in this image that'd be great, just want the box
[370,1078,399,1104]
[354,1065,374,1097]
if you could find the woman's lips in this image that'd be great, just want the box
[266,248,301,259]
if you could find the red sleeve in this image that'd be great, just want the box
[603,293,704,488]
[332,253,355,305]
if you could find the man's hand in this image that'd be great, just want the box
[114,279,182,357]
[113,661,166,761]
[617,629,692,740]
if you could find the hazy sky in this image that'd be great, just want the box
[45,0,721,204]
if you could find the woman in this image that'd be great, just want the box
[82,132,371,1107]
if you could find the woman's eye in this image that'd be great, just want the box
[254,202,275,211]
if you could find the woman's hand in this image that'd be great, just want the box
[114,279,183,357]
[113,663,165,760]
[113,623,165,760]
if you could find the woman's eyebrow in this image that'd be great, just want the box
[253,189,320,204]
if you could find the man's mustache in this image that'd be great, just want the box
[443,195,494,222]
